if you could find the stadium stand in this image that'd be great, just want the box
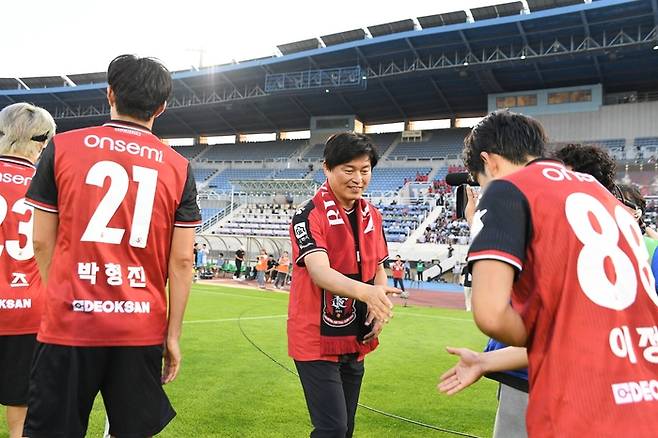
[212,204,293,237]
[193,168,219,183]
[635,137,658,159]
[273,168,312,179]
[387,129,469,159]
[584,139,626,150]
[377,202,433,243]
[303,144,325,160]
[200,208,225,223]
[202,140,305,162]
[173,144,209,161]
[207,169,274,190]
[367,167,432,192]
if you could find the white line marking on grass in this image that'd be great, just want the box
[193,289,284,301]
[396,312,474,323]
[185,314,287,324]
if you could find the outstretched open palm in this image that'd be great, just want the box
[437,347,484,395]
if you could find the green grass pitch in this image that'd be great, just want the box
[1,283,497,437]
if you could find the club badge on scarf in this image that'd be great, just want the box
[322,292,357,327]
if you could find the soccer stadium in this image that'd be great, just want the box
[1,0,658,436]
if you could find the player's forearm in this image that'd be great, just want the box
[480,347,528,373]
[471,260,527,346]
[474,303,527,347]
[167,257,194,340]
[307,264,369,301]
[374,264,388,286]
[32,210,58,285]
[167,227,196,340]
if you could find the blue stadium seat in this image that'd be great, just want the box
[206,169,275,190]
[388,129,469,159]
[274,168,311,179]
[173,145,209,161]
[193,168,217,183]
[367,167,432,192]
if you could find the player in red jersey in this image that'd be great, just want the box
[22,55,201,438]
[453,110,658,437]
[0,103,55,438]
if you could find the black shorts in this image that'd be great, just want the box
[0,333,37,406]
[23,343,176,438]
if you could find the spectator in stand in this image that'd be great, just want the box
[274,252,290,289]
[234,247,245,280]
[416,260,425,282]
[256,248,268,289]
[447,243,454,258]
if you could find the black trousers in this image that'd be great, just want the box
[295,357,365,438]
[393,278,405,291]
[234,259,242,278]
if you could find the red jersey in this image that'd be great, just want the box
[391,262,404,279]
[468,160,658,437]
[288,200,388,362]
[25,121,201,347]
[0,156,43,335]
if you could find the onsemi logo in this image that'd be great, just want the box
[0,171,32,186]
[72,300,151,314]
[611,380,658,405]
[83,135,163,163]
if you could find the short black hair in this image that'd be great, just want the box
[463,110,547,176]
[107,54,172,121]
[323,132,379,170]
[553,143,617,193]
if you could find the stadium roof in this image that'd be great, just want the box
[1,0,657,137]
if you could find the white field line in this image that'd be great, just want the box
[185,314,287,324]
[193,289,284,301]
[193,289,473,323]
[395,312,474,323]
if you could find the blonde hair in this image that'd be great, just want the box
[0,103,56,161]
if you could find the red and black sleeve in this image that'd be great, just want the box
[25,139,59,213]
[468,179,532,272]
[174,162,202,228]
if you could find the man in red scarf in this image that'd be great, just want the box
[288,132,399,437]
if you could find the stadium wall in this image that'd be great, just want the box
[534,101,658,144]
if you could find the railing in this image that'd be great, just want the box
[197,202,238,234]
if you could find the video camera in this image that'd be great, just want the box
[445,172,479,220]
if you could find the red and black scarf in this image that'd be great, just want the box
[314,182,382,356]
